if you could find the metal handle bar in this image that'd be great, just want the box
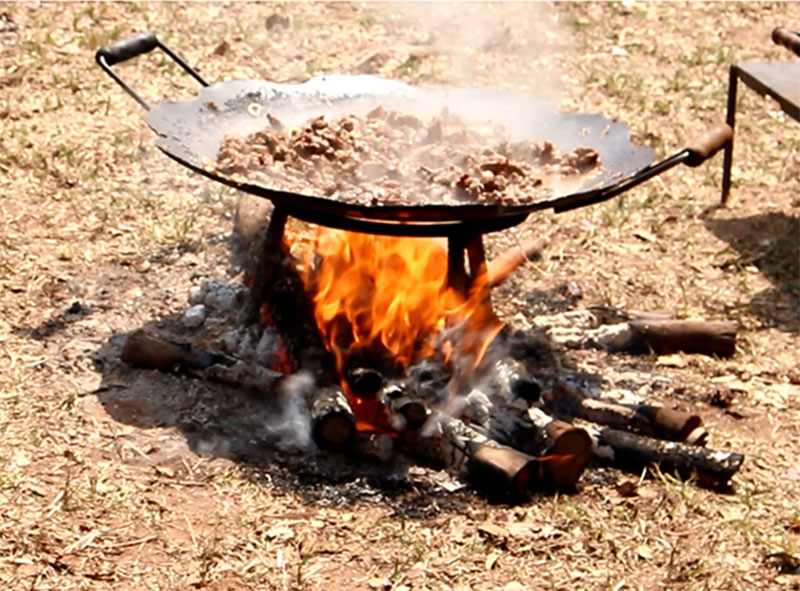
[772,27,800,57]
[553,123,732,213]
[95,31,209,111]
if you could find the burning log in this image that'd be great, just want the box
[345,366,386,399]
[462,386,592,491]
[486,237,547,288]
[255,237,338,385]
[551,380,707,445]
[405,412,542,499]
[309,385,356,451]
[526,407,593,491]
[580,422,744,487]
[383,385,429,430]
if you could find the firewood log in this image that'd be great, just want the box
[120,330,283,395]
[383,384,429,430]
[258,246,338,385]
[404,411,543,499]
[551,380,707,444]
[578,420,743,487]
[461,386,591,491]
[309,385,356,451]
[121,330,234,372]
[489,357,541,404]
[621,320,738,357]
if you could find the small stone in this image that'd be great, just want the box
[265,13,290,30]
[187,285,204,305]
[183,304,206,328]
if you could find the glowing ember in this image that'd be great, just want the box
[306,229,503,385]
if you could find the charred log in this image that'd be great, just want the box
[404,412,542,500]
[351,432,395,463]
[345,366,386,399]
[120,330,282,395]
[252,228,337,385]
[580,421,743,487]
[489,357,541,404]
[462,387,591,492]
[551,380,707,444]
[310,385,356,451]
[383,385,429,430]
[526,407,593,491]
[618,320,738,357]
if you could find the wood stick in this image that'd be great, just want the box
[486,237,546,289]
[597,426,743,487]
[623,319,738,357]
[551,380,653,435]
[121,330,233,372]
[486,237,547,288]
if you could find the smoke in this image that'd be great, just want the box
[266,370,315,452]
[382,2,570,103]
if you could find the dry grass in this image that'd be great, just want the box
[1,2,799,590]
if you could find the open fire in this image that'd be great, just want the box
[306,230,503,419]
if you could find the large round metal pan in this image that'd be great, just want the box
[147,75,654,224]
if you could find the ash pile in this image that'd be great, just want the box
[120,231,744,504]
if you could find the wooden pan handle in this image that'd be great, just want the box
[772,27,800,57]
[684,123,733,167]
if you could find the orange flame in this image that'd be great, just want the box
[306,229,502,383]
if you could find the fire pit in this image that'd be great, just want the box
[98,32,743,501]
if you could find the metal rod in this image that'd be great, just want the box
[721,65,739,205]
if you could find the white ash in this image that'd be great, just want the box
[216,325,261,363]
[188,277,248,316]
[546,323,634,350]
[182,304,207,328]
[256,325,283,368]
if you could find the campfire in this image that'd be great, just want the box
[121,222,744,502]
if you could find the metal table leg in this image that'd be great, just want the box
[721,65,739,205]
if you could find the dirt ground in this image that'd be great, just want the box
[1,2,799,590]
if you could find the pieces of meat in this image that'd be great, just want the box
[216,108,602,207]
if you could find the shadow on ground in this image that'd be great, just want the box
[703,210,800,332]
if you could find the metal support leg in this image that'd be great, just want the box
[721,65,739,205]
[465,235,491,308]
[243,206,289,324]
[447,234,468,296]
